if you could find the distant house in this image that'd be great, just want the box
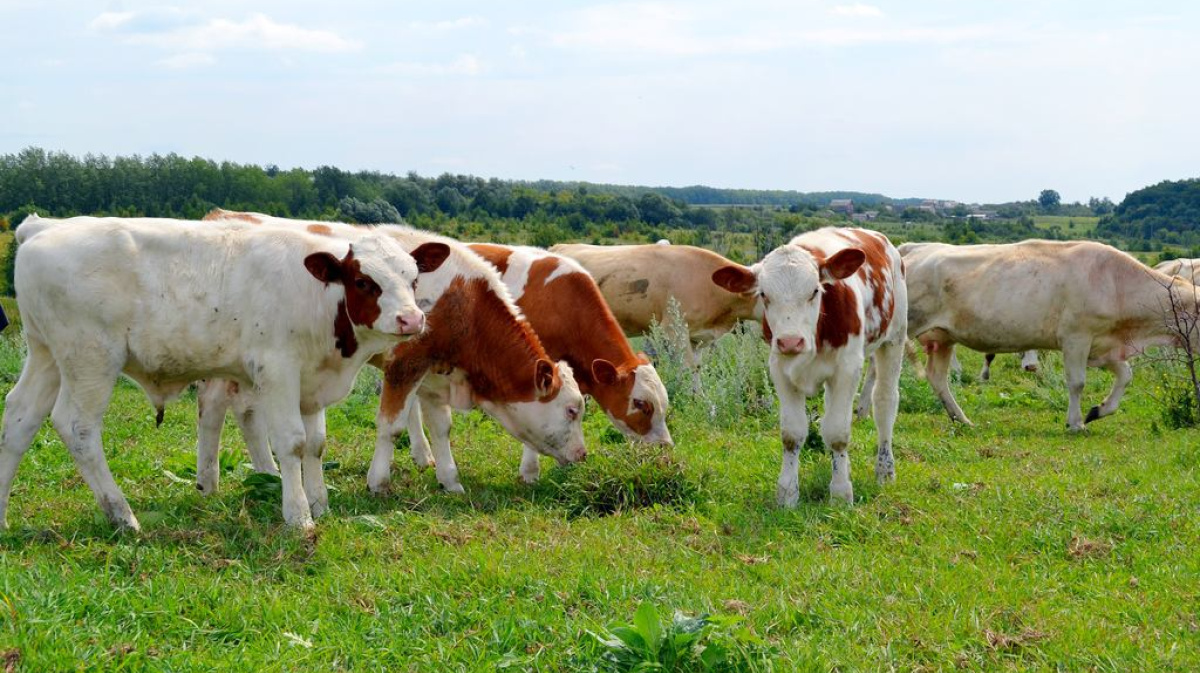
[829,199,854,214]
[851,211,879,222]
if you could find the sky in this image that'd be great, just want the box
[2,1,1198,204]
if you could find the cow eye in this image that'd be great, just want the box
[355,278,369,291]
[566,405,580,421]
[810,287,819,301]
[634,399,653,415]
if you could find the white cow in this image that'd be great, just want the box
[1155,258,1200,284]
[900,240,1199,430]
[0,215,448,530]
[712,227,907,506]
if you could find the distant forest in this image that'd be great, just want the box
[1,146,1196,260]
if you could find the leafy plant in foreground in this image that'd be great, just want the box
[590,602,771,672]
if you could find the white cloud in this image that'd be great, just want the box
[379,54,484,76]
[798,25,999,46]
[90,10,362,53]
[408,16,488,32]
[158,52,216,69]
[830,4,884,19]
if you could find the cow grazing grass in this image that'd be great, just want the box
[0,320,1198,670]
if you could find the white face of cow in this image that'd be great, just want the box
[305,234,450,341]
[477,361,588,465]
[712,245,864,357]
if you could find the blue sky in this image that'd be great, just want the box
[2,1,1197,204]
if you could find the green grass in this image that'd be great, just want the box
[0,325,1198,671]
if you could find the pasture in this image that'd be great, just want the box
[0,304,1197,672]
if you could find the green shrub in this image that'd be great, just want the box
[589,602,772,672]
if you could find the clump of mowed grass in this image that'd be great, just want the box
[545,442,704,516]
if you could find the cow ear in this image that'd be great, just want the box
[591,358,620,385]
[304,252,343,284]
[535,359,559,399]
[411,242,451,274]
[712,265,757,294]
[821,248,865,282]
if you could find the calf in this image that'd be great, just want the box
[1156,258,1200,284]
[0,215,444,530]
[197,211,586,496]
[405,244,671,483]
[902,239,1199,429]
[712,227,907,506]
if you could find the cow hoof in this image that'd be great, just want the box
[518,471,541,485]
[875,468,896,485]
[776,484,800,509]
[439,481,465,495]
[1024,365,1039,372]
[1084,406,1102,424]
[829,483,854,505]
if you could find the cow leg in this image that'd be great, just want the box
[52,353,138,530]
[949,349,963,375]
[420,395,464,494]
[232,395,278,475]
[407,400,434,469]
[823,365,862,504]
[195,380,232,494]
[871,341,904,485]
[924,341,973,425]
[1061,337,1092,431]
[1021,350,1040,372]
[256,372,312,528]
[980,353,995,381]
[0,339,61,529]
[1087,360,1132,423]
[855,357,876,420]
[519,445,542,484]
[774,376,808,509]
[300,410,329,518]
[368,380,426,495]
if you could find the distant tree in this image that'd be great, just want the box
[1088,196,1114,215]
[337,196,401,224]
[1038,189,1061,213]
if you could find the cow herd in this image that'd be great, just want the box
[0,213,1195,532]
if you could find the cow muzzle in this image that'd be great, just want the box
[397,311,425,335]
[776,336,808,355]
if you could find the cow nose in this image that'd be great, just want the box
[574,447,588,463]
[397,311,425,335]
[777,336,805,354]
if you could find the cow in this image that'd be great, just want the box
[711,227,907,506]
[0,214,447,531]
[549,243,760,360]
[898,239,1199,430]
[401,243,673,484]
[196,211,587,496]
[1155,258,1200,284]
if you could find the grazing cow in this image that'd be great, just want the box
[550,243,760,350]
[899,239,1199,429]
[712,227,907,506]
[404,243,671,483]
[196,211,587,496]
[0,215,446,530]
[1155,258,1200,284]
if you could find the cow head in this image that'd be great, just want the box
[590,354,673,446]
[475,360,588,466]
[304,233,450,342]
[712,245,864,356]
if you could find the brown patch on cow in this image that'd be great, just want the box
[306,249,384,358]
[816,281,862,350]
[203,208,262,224]
[306,223,334,236]
[516,252,653,436]
[467,243,514,275]
[624,278,650,297]
[380,277,557,421]
[842,229,896,343]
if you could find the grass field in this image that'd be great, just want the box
[1032,216,1100,237]
[0,313,1198,671]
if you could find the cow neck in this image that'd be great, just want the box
[520,259,637,396]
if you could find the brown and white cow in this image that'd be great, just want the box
[196,211,587,496]
[900,239,1200,430]
[550,242,760,352]
[712,227,907,506]
[0,214,442,530]
[403,243,671,483]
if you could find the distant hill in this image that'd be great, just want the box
[519,180,925,208]
[1095,178,1200,248]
